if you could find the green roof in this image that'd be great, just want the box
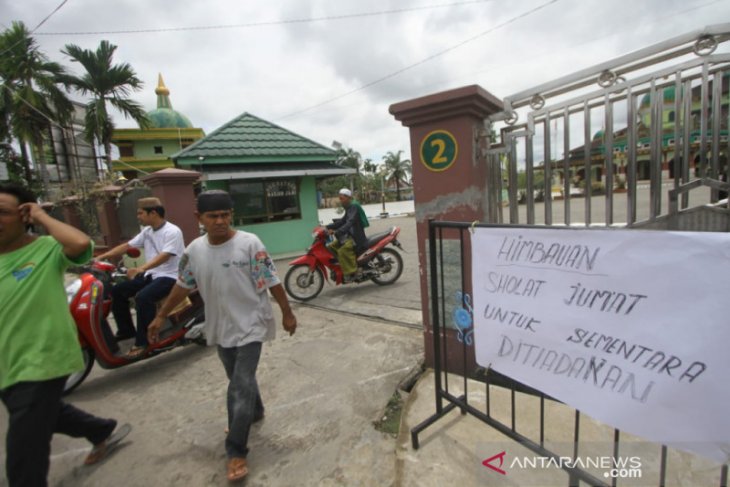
[173,112,337,163]
[146,107,194,129]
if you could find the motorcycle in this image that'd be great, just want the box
[284,226,404,301]
[63,248,206,394]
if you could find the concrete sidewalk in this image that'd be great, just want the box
[397,371,723,487]
[0,305,422,487]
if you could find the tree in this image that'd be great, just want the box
[381,150,412,201]
[0,143,25,184]
[362,158,378,175]
[61,40,148,173]
[0,21,73,191]
[335,146,362,172]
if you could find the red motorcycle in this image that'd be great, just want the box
[63,248,205,394]
[284,226,404,301]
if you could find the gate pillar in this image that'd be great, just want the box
[390,85,503,373]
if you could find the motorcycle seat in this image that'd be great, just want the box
[365,228,393,248]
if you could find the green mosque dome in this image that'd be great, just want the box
[144,74,193,129]
[639,86,677,109]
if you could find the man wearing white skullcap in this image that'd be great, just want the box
[326,188,369,279]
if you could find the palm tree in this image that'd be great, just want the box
[382,150,412,201]
[362,159,378,175]
[61,40,148,172]
[0,21,73,190]
[336,147,362,171]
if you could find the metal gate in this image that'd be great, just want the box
[117,186,151,240]
[412,24,730,486]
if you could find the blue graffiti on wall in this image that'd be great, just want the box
[452,290,474,346]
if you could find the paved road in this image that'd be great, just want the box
[0,306,422,487]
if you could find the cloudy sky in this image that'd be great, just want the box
[2,0,729,164]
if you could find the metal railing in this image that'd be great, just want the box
[483,24,730,227]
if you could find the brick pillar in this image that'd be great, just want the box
[58,196,84,230]
[141,168,201,245]
[389,85,503,373]
[93,186,123,249]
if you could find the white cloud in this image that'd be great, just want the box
[2,0,728,162]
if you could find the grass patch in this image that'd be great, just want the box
[374,392,403,437]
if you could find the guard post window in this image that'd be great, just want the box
[229,179,301,225]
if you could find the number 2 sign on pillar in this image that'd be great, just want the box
[420,129,458,172]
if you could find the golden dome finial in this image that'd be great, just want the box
[155,73,170,96]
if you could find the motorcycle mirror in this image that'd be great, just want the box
[126,247,141,258]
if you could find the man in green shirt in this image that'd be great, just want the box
[0,184,130,486]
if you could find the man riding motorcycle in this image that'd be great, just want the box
[95,197,184,359]
[326,188,369,281]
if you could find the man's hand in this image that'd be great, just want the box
[282,310,297,336]
[127,267,143,279]
[269,284,297,336]
[19,202,91,259]
[148,315,165,343]
[18,202,47,226]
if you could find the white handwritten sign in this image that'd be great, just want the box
[472,226,730,463]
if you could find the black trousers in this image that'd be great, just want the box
[111,274,176,348]
[0,377,116,487]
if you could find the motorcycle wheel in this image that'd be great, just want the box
[371,248,404,286]
[285,265,325,301]
[63,347,95,395]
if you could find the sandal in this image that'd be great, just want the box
[227,457,248,482]
[84,423,132,465]
[124,346,147,360]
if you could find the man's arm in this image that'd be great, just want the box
[19,203,90,259]
[333,206,357,237]
[326,217,345,231]
[128,252,172,279]
[147,283,192,343]
[269,284,297,336]
[96,242,131,261]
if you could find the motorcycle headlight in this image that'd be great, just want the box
[65,278,82,304]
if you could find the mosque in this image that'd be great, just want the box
[111,74,205,179]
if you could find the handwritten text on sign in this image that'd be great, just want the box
[472,227,730,463]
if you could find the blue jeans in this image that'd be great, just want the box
[111,274,176,347]
[217,342,265,459]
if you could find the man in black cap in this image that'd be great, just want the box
[148,190,297,482]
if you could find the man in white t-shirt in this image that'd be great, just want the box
[96,197,185,358]
[147,190,296,483]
